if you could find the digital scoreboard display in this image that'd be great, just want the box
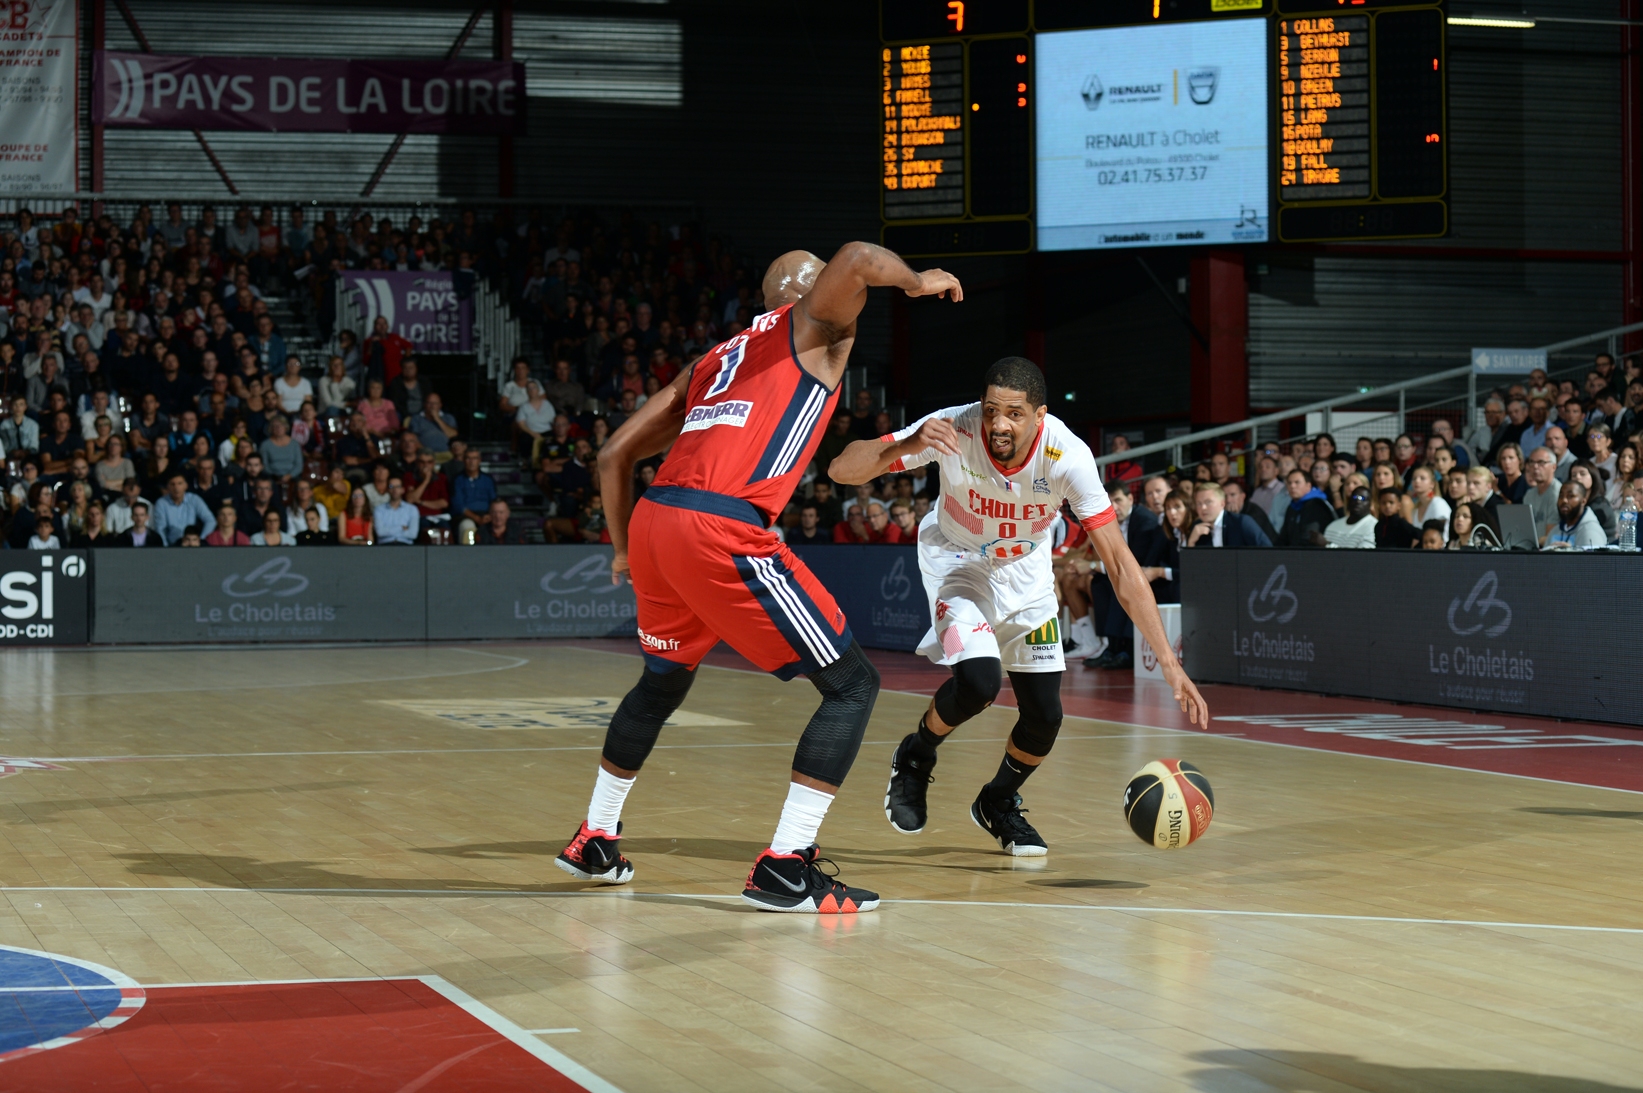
[879,2,1034,257]
[1274,2,1447,241]
[1035,18,1270,250]
[876,0,1446,255]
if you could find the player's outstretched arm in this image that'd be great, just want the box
[1088,520,1211,727]
[597,367,693,583]
[828,416,961,485]
[792,242,961,366]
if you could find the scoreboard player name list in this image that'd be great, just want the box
[883,42,964,220]
[1278,15,1369,202]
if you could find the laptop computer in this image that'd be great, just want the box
[1496,505,1539,551]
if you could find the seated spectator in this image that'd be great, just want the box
[294,507,328,545]
[239,474,284,535]
[387,357,425,419]
[372,477,419,544]
[1566,461,1615,541]
[788,502,831,546]
[1521,448,1560,543]
[26,355,69,415]
[1278,469,1334,547]
[889,500,919,543]
[251,508,295,546]
[71,501,112,547]
[1407,465,1451,539]
[285,478,330,534]
[273,356,312,415]
[411,392,459,457]
[405,452,450,522]
[205,502,252,546]
[140,434,179,494]
[317,355,355,416]
[1495,443,1528,504]
[113,499,163,547]
[476,499,524,545]
[178,526,204,547]
[451,447,499,528]
[1317,485,1377,548]
[83,414,115,465]
[335,410,375,482]
[0,395,38,454]
[314,464,351,522]
[1547,480,1605,549]
[498,357,534,417]
[362,462,393,510]
[513,380,556,460]
[1466,466,1503,514]
[80,389,122,441]
[358,378,400,438]
[576,492,610,544]
[1188,482,1271,547]
[152,471,217,545]
[127,393,170,453]
[1445,501,1499,549]
[1420,520,1447,550]
[259,414,304,484]
[38,410,83,479]
[1373,488,1421,549]
[27,514,59,550]
[338,488,373,545]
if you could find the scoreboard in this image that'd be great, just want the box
[878,0,1447,255]
[1275,2,1447,241]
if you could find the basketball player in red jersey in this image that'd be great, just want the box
[555,243,963,913]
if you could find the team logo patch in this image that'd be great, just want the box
[960,463,989,482]
[1025,619,1059,648]
[1033,477,1051,494]
[680,400,753,433]
[1044,446,1063,462]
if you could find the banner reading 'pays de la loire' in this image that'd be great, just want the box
[0,0,79,195]
[92,51,525,135]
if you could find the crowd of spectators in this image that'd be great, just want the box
[0,200,777,550]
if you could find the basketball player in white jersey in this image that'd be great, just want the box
[829,357,1207,855]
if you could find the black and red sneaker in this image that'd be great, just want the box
[555,821,634,884]
[741,845,880,914]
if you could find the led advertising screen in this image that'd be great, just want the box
[1035,18,1269,250]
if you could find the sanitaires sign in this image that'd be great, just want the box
[0,0,77,195]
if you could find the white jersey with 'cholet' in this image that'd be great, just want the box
[886,404,1115,558]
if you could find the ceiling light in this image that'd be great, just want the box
[1447,15,1536,28]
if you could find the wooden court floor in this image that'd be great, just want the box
[0,641,1638,1092]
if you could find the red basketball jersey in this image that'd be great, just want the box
[652,304,840,524]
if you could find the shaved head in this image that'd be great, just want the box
[763,250,824,307]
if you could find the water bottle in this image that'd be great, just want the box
[1620,495,1639,552]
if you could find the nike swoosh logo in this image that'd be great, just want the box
[765,868,809,893]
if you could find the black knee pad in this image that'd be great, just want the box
[601,661,696,772]
[792,641,880,786]
[1006,670,1064,758]
[933,656,1003,728]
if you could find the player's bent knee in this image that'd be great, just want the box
[601,661,696,772]
[793,642,879,786]
[1007,671,1064,757]
[934,656,1002,727]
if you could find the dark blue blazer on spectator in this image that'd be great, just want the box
[1096,504,1162,645]
[111,528,165,547]
[1193,512,1271,548]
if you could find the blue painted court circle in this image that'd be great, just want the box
[0,945,144,1061]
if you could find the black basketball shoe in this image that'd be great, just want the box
[970,791,1048,857]
[555,821,634,884]
[885,733,936,834]
[742,845,881,914]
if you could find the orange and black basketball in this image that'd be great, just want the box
[1123,760,1215,849]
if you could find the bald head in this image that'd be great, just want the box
[763,250,824,307]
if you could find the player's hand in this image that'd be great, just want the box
[908,268,963,301]
[1163,662,1210,728]
[910,416,961,456]
[610,550,630,585]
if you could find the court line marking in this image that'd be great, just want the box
[419,975,623,1093]
[16,734,1209,764]
[527,1028,581,1035]
[3,886,1640,937]
[0,647,529,698]
[583,645,1643,797]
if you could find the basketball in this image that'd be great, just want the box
[1123,760,1215,849]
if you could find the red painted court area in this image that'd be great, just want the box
[591,640,1643,795]
[0,978,591,1093]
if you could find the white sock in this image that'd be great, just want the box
[769,782,834,854]
[586,767,634,834]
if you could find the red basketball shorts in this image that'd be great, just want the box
[628,486,853,679]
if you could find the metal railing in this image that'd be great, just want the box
[1093,320,1643,472]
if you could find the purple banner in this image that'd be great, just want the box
[92,51,524,134]
[342,271,473,354]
